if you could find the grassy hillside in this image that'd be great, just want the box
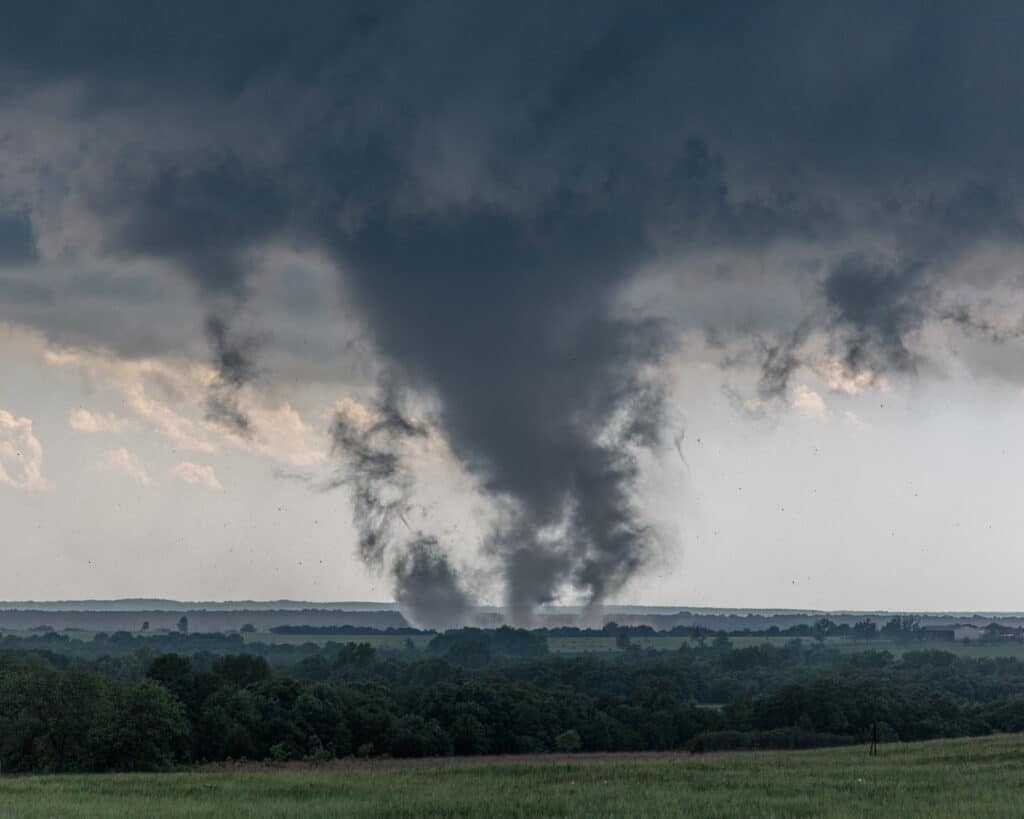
[3,734,1022,818]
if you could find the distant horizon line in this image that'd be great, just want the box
[2,598,1024,617]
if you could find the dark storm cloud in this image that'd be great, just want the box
[823,256,927,379]
[0,276,52,305]
[717,178,1024,403]
[66,271,163,303]
[5,1,1024,618]
[816,181,1024,387]
[90,156,288,430]
[0,210,37,264]
[939,304,1024,345]
[11,1,1024,188]
[204,315,265,436]
[753,325,813,401]
[95,156,288,300]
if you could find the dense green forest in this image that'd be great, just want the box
[4,626,1024,772]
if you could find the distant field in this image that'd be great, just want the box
[547,636,620,653]
[549,634,1024,659]
[240,633,434,649]
[3,734,1024,818]
[639,635,1018,655]
[544,635,792,652]
[6,628,1024,660]
[0,629,167,642]
[897,642,1024,660]
[0,630,435,650]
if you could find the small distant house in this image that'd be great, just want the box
[919,626,955,642]
[952,625,984,642]
[919,625,984,642]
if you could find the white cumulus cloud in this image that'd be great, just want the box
[173,461,223,491]
[0,409,51,491]
[98,447,153,486]
[819,358,887,396]
[791,384,827,419]
[68,407,132,433]
[843,410,871,431]
[46,342,327,465]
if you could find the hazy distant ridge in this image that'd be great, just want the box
[0,600,401,612]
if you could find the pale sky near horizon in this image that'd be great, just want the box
[6,316,1024,612]
[4,2,1024,621]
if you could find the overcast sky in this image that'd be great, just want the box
[3,2,1024,618]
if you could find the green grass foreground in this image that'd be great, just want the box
[3,734,1024,818]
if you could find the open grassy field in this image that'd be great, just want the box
[3,734,1023,818]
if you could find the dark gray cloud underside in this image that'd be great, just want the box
[0,210,37,264]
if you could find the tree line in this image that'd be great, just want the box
[4,631,1024,772]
